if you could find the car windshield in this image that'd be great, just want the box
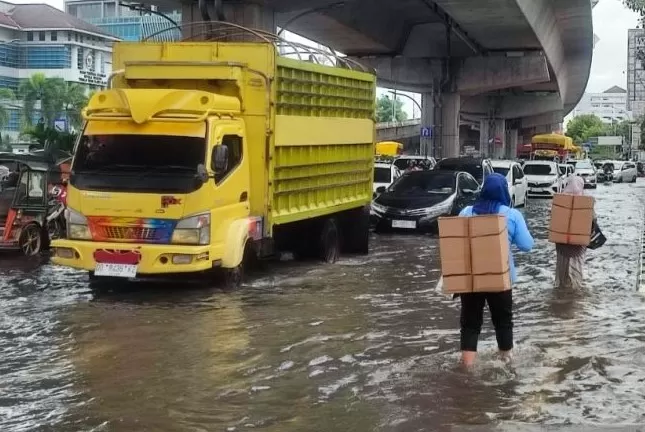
[523,164,556,176]
[389,172,455,195]
[493,167,510,177]
[374,167,392,183]
[575,161,593,170]
[436,160,483,182]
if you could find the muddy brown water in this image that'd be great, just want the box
[2,182,645,432]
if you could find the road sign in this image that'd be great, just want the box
[54,118,67,132]
[421,126,432,138]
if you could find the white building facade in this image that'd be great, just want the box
[0,1,118,138]
[569,86,630,124]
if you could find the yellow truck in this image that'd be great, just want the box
[51,38,376,286]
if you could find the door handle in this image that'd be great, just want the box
[239,191,248,202]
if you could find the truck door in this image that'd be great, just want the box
[207,122,251,245]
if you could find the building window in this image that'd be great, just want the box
[27,32,33,41]
[39,32,45,41]
[51,31,57,41]
[68,31,71,41]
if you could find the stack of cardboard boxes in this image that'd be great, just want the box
[438,215,511,294]
[548,194,594,246]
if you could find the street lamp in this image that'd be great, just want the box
[387,90,422,119]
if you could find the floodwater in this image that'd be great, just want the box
[2,182,645,432]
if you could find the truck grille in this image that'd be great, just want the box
[87,217,176,244]
[97,226,160,241]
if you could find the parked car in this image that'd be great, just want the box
[370,170,480,232]
[491,160,528,207]
[613,160,638,183]
[558,163,575,189]
[523,160,564,198]
[434,157,494,186]
[373,162,402,197]
[393,155,436,172]
[570,159,597,189]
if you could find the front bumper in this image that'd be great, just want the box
[527,185,558,198]
[370,211,444,231]
[580,175,597,187]
[50,239,221,275]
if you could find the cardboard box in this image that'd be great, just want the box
[438,215,511,294]
[548,194,594,246]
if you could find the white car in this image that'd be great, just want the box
[558,163,575,189]
[491,160,528,207]
[393,155,436,172]
[570,159,597,188]
[373,162,401,196]
[523,160,563,198]
[613,160,638,183]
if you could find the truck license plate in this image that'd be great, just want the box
[392,220,416,229]
[94,263,138,278]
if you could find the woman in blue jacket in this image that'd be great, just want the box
[458,173,534,367]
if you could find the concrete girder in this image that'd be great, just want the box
[513,0,593,115]
[517,111,564,130]
[461,93,563,119]
[457,55,551,95]
[352,54,552,96]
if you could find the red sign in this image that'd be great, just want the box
[161,196,182,208]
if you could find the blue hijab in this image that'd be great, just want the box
[472,173,511,215]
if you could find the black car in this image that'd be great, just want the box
[370,170,480,232]
[434,157,494,186]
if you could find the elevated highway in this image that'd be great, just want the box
[153,0,594,158]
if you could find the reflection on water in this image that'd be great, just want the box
[1,183,645,431]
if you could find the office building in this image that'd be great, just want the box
[0,1,118,138]
[627,28,645,118]
[570,86,630,124]
[64,0,180,41]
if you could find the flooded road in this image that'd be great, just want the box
[2,182,645,431]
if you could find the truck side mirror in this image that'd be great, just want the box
[211,146,229,176]
[376,186,386,194]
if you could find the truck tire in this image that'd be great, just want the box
[222,242,254,290]
[320,218,340,263]
[342,206,370,255]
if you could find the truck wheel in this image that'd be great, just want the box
[223,242,253,289]
[342,206,370,255]
[320,218,340,263]
[19,224,43,256]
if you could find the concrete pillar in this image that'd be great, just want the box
[420,92,435,157]
[440,92,460,158]
[479,118,505,158]
[181,2,276,40]
[507,129,518,159]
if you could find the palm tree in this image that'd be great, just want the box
[61,82,88,130]
[0,88,16,132]
[18,73,66,127]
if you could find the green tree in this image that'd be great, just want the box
[376,95,408,123]
[18,73,67,127]
[0,88,16,133]
[565,114,605,144]
[61,82,88,130]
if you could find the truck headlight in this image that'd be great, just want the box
[171,213,210,245]
[66,208,91,240]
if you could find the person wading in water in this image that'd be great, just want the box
[457,173,534,367]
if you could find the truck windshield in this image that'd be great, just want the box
[72,134,206,193]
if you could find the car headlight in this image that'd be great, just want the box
[426,196,455,217]
[171,213,210,245]
[371,202,387,214]
[65,208,91,240]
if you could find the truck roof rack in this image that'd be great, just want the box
[142,21,370,73]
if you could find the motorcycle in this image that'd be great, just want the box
[47,184,67,240]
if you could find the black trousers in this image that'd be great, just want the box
[459,290,513,352]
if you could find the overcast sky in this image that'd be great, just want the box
[8,0,641,115]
